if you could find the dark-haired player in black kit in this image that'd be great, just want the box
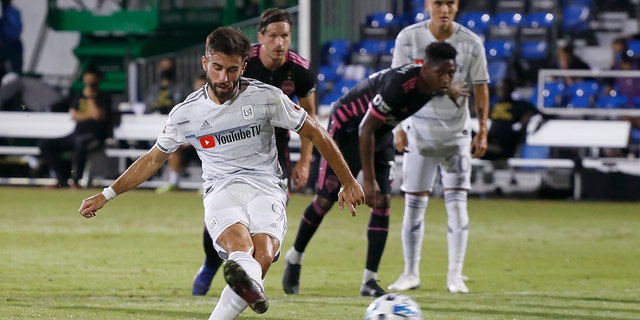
[191,8,317,296]
[281,41,468,296]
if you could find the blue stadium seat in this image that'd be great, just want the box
[565,80,599,108]
[378,40,395,69]
[562,3,591,33]
[487,60,508,88]
[317,64,341,95]
[530,80,565,108]
[403,0,429,25]
[626,40,640,59]
[350,39,385,69]
[366,12,397,28]
[488,12,522,40]
[362,12,401,40]
[520,40,549,60]
[457,11,491,38]
[485,40,515,60]
[595,95,628,109]
[523,12,554,28]
[333,79,359,96]
[320,91,344,106]
[322,39,350,67]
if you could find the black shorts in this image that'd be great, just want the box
[315,125,395,201]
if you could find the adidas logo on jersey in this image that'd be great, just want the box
[200,120,212,130]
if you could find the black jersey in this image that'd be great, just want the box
[243,44,315,149]
[243,44,316,102]
[329,63,437,138]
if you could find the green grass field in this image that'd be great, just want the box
[1,186,639,319]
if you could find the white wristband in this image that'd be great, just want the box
[102,186,117,201]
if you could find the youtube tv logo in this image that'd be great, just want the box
[199,135,215,148]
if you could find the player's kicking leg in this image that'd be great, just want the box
[192,226,224,296]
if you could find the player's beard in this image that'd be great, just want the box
[208,78,240,101]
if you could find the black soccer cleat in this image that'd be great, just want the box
[282,261,301,294]
[360,279,388,297]
[223,260,269,314]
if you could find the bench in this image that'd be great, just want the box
[0,111,167,187]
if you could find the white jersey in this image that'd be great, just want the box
[155,78,307,195]
[392,20,489,156]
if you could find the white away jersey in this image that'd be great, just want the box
[392,20,489,155]
[155,78,307,194]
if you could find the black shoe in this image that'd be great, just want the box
[223,260,269,314]
[282,261,301,294]
[360,279,387,297]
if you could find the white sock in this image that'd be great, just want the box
[209,285,248,320]
[228,251,263,284]
[401,194,428,277]
[285,247,303,265]
[444,190,469,279]
[168,170,180,185]
[362,269,378,284]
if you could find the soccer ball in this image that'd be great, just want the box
[364,293,422,320]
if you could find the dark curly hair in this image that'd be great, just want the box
[425,41,457,62]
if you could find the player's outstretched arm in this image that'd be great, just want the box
[297,117,364,216]
[78,146,171,218]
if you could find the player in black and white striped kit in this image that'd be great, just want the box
[281,41,468,297]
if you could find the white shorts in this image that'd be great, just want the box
[400,139,472,193]
[203,182,288,258]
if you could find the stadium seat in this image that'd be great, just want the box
[523,12,554,29]
[378,40,395,69]
[520,144,550,159]
[520,40,549,60]
[565,81,599,108]
[485,40,515,60]
[595,95,628,109]
[350,39,385,69]
[362,12,401,40]
[530,80,565,108]
[562,3,591,33]
[625,40,640,59]
[457,11,491,39]
[403,0,429,25]
[317,64,341,95]
[487,60,508,88]
[488,12,522,41]
[322,39,350,67]
[320,91,344,106]
[333,79,359,96]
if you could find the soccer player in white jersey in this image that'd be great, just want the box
[388,0,490,293]
[78,27,365,320]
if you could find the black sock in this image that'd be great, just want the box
[365,208,390,272]
[293,199,331,253]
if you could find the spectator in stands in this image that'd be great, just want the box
[155,73,206,193]
[610,37,628,69]
[607,52,640,107]
[482,78,542,162]
[144,57,189,115]
[0,0,23,73]
[556,42,591,86]
[38,67,112,189]
[0,72,64,111]
[190,7,318,296]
